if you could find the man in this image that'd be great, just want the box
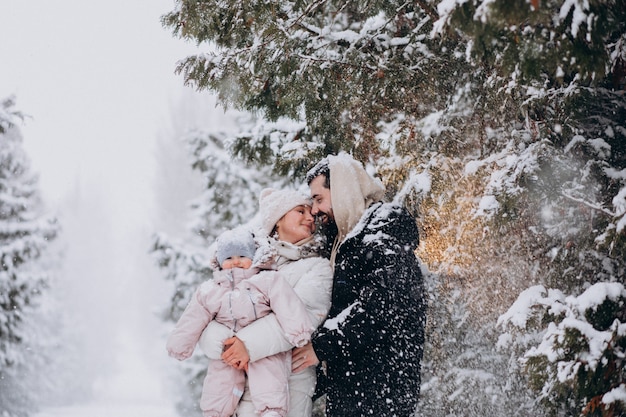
[292,152,425,417]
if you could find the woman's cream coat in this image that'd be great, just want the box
[199,238,333,417]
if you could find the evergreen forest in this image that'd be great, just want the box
[1,1,624,416]
[153,0,626,416]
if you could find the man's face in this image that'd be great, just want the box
[309,175,334,225]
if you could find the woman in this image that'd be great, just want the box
[199,188,333,417]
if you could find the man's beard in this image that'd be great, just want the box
[315,211,331,226]
[315,213,338,244]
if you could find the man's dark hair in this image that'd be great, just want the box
[305,158,331,188]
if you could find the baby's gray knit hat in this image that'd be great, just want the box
[215,229,256,266]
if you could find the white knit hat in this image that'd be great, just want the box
[259,188,312,235]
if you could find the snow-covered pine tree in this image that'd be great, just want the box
[431,2,626,414]
[161,0,454,175]
[0,96,58,417]
[162,0,626,415]
[498,283,626,416]
[437,0,626,89]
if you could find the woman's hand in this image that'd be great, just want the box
[292,342,319,373]
[221,337,250,370]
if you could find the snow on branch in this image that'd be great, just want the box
[0,95,24,133]
[393,169,432,206]
[498,282,626,414]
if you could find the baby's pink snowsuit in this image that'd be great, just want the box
[166,266,313,417]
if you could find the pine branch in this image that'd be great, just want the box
[413,0,438,22]
[561,191,616,217]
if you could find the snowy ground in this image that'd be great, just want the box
[31,222,183,417]
[32,326,181,417]
[34,403,178,417]
[32,321,181,417]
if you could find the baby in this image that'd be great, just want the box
[166,228,313,417]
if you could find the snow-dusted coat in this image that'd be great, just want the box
[199,237,333,417]
[309,153,425,417]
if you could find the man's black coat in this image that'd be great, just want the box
[313,202,425,417]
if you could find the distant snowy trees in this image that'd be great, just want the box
[0,96,59,417]
[159,1,625,415]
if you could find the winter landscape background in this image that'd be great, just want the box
[2,0,625,417]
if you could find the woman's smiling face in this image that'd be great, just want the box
[275,205,315,243]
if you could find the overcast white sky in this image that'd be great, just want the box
[0,0,203,211]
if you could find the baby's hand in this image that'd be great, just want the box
[167,349,190,361]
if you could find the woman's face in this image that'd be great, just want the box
[275,205,315,244]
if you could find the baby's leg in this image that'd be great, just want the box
[201,359,245,417]
[247,351,291,417]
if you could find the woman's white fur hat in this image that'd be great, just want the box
[259,188,312,235]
